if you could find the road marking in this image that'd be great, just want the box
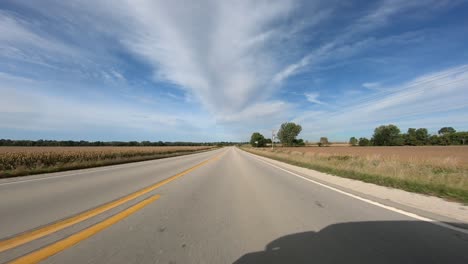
[0,153,221,253]
[244,150,468,235]
[9,195,160,264]
[0,149,219,186]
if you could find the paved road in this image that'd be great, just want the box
[1,147,467,263]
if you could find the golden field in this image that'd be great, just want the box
[0,146,214,177]
[278,146,468,168]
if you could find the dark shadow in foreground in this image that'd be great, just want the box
[233,221,468,264]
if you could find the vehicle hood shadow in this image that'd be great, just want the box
[233,221,468,264]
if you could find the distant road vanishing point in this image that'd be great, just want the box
[1,147,467,263]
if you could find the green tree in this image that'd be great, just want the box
[129,141,139,146]
[438,135,452,145]
[358,137,370,146]
[349,137,358,146]
[277,122,302,147]
[293,138,305,146]
[250,132,266,147]
[404,128,418,145]
[428,135,440,145]
[318,137,329,147]
[415,128,429,145]
[450,131,468,145]
[372,124,403,146]
[438,127,456,135]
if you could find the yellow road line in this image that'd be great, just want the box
[9,195,160,264]
[0,153,220,253]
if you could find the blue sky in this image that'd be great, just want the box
[1,0,468,142]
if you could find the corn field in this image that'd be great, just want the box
[0,146,213,177]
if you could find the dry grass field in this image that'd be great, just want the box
[244,146,468,203]
[279,146,468,167]
[0,146,214,178]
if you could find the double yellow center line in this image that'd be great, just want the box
[10,195,161,264]
[1,153,221,263]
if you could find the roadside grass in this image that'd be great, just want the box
[241,147,468,204]
[0,147,215,178]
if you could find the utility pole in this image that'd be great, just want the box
[272,129,276,150]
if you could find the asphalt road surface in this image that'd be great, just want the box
[1,147,467,263]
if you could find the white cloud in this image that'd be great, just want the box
[272,43,334,84]
[362,82,381,90]
[305,92,325,105]
[217,101,289,123]
[272,54,312,84]
[113,0,295,118]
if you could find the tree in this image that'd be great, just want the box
[277,122,302,147]
[293,138,305,146]
[404,128,430,145]
[450,131,468,145]
[415,128,429,145]
[404,128,418,145]
[428,135,440,145]
[250,132,266,147]
[438,135,452,145]
[372,124,403,146]
[349,137,358,146]
[438,127,456,135]
[358,137,370,146]
[318,137,329,147]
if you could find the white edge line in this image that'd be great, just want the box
[244,150,468,235]
[0,149,221,186]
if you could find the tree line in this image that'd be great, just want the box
[0,139,241,147]
[349,125,467,146]
[250,123,467,148]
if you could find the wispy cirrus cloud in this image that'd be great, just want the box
[0,11,77,56]
[272,0,459,83]
[305,92,326,105]
[362,82,381,90]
